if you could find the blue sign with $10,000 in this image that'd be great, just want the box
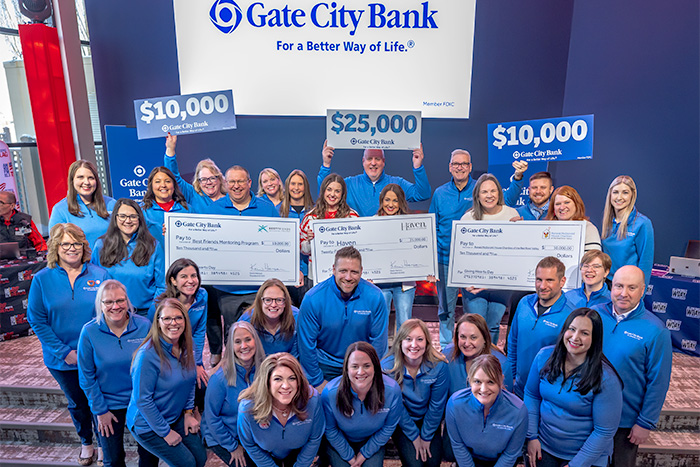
[134,90,236,140]
[488,115,594,165]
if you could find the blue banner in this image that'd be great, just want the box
[104,126,164,201]
[133,90,236,140]
[488,115,594,165]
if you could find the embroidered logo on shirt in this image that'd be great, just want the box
[491,423,514,431]
[623,331,643,341]
[293,419,313,426]
[542,320,558,328]
[353,309,371,315]
[259,421,270,429]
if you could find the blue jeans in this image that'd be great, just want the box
[47,368,95,446]
[379,283,416,331]
[209,444,255,466]
[130,414,207,467]
[392,424,443,467]
[436,263,488,347]
[471,289,509,344]
[97,408,158,467]
[326,439,385,467]
[319,360,343,383]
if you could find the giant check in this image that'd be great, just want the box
[311,214,438,284]
[165,213,299,286]
[448,221,585,291]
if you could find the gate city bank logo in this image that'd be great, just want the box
[209,0,439,35]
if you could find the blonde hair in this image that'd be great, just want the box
[47,223,91,268]
[192,159,226,198]
[257,168,284,201]
[279,169,314,218]
[602,176,638,240]
[467,354,504,388]
[222,321,265,386]
[94,280,133,324]
[238,352,311,424]
[385,319,447,386]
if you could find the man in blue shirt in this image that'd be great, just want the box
[297,246,389,391]
[206,165,279,365]
[317,140,431,216]
[430,149,527,345]
[516,171,554,220]
[597,266,672,467]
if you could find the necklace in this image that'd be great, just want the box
[273,405,290,417]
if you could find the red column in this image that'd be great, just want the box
[18,23,75,212]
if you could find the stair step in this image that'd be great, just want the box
[637,430,700,467]
[0,442,140,467]
[0,386,66,409]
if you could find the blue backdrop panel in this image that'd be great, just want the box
[104,126,165,200]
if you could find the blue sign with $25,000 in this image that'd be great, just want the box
[134,90,237,140]
[488,115,594,165]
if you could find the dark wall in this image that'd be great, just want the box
[84,0,699,264]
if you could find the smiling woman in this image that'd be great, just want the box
[141,166,190,254]
[524,308,623,467]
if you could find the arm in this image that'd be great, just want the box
[237,407,277,467]
[398,399,420,442]
[300,213,315,257]
[568,372,622,467]
[26,278,72,363]
[317,141,334,196]
[295,394,326,467]
[27,219,47,251]
[191,304,207,368]
[163,135,200,206]
[420,363,449,441]
[152,244,166,302]
[369,294,389,359]
[635,216,655,287]
[398,166,432,203]
[321,390,354,461]
[506,312,519,390]
[133,350,172,437]
[523,353,543,441]
[203,374,238,452]
[445,398,476,467]
[77,328,109,415]
[636,328,672,430]
[359,384,402,459]
[297,300,324,386]
[503,164,527,208]
[494,403,529,467]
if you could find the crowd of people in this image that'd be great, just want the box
[21,138,671,467]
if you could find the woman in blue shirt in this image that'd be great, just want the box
[279,169,315,307]
[238,278,299,357]
[525,308,623,467]
[27,223,110,465]
[445,355,528,467]
[257,167,284,209]
[564,251,612,309]
[381,319,449,467]
[49,160,116,248]
[126,298,207,467]
[238,352,325,466]
[77,279,153,467]
[322,341,402,467]
[202,321,265,466]
[141,166,189,251]
[91,198,164,316]
[152,259,209,412]
[601,176,654,286]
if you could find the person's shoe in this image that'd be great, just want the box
[78,447,97,466]
[210,354,221,367]
[96,447,104,466]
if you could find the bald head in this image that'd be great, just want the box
[611,265,646,315]
[362,149,385,182]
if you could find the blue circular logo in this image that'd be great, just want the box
[210,0,243,34]
[133,165,146,177]
[460,227,467,234]
[175,220,183,227]
[319,226,326,233]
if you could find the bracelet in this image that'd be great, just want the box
[184,409,194,415]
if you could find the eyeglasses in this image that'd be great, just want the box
[262,297,286,306]
[227,179,249,186]
[102,298,127,308]
[116,214,139,222]
[581,264,604,271]
[159,316,184,324]
[450,162,471,168]
[60,242,84,250]
[198,176,218,185]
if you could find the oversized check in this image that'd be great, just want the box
[165,213,299,286]
[447,221,585,291]
[310,214,438,284]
